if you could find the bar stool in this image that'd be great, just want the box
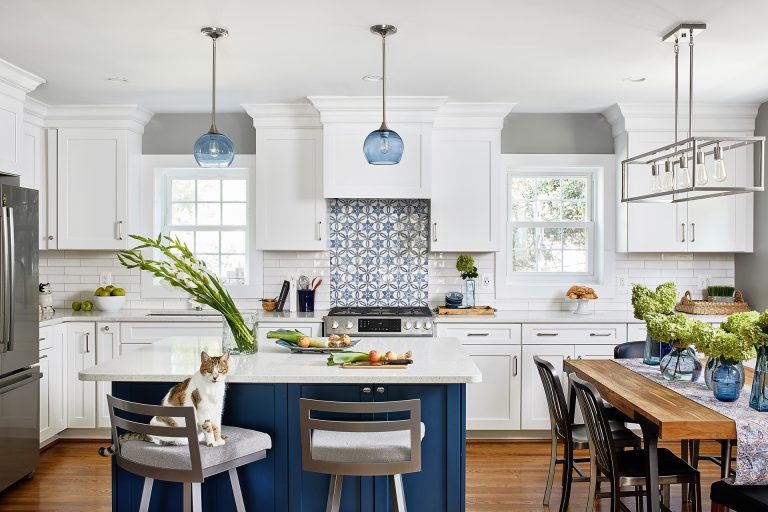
[106,395,272,512]
[299,398,424,512]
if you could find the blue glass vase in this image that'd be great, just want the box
[712,361,743,402]
[194,131,235,167]
[363,128,404,165]
[643,333,660,365]
[750,346,768,412]
[704,357,746,391]
[660,345,702,382]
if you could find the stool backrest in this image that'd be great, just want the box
[299,398,421,477]
[614,341,645,359]
[569,375,617,480]
[533,355,572,442]
[106,394,203,482]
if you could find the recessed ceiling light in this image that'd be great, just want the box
[106,76,128,83]
[362,75,383,82]
[624,76,646,83]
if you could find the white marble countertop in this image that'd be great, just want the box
[79,336,482,384]
[39,309,328,327]
[431,310,729,324]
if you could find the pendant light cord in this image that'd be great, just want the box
[380,32,387,130]
[210,36,218,133]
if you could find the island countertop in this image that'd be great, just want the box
[80,336,482,384]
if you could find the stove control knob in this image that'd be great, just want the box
[404,321,412,330]
[345,320,354,330]
[331,321,339,330]
[424,321,432,330]
[414,321,422,330]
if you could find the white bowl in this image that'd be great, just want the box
[93,295,127,312]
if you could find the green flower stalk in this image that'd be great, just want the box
[117,234,254,352]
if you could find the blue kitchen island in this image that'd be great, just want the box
[81,337,481,512]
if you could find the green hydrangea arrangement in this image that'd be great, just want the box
[721,311,760,335]
[708,329,756,364]
[646,313,694,346]
[742,310,768,347]
[631,282,678,320]
[456,255,479,280]
[687,320,718,355]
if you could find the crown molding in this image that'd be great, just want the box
[434,102,516,129]
[242,103,321,128]
[307,96,448,124]
[603,102,760,137]
[23,97,48,127]
[0,59,45,99]
[43,104,154,133]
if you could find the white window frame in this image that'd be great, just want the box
[496,154,616,300]
[139,155,262,300]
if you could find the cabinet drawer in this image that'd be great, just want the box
[120,322,222,344]
[435,324,521,344]
[628,323,647,342]
[39,325,54,351]
[523,324,626,345]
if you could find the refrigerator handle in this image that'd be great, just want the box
[6,207,13,351]
[0,206,7,352]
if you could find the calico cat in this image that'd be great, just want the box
[99,351,230,456]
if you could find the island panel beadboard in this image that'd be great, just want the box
[563,359,737,440]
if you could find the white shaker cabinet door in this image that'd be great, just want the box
[520,344,575,430]
[96,322,119,428]
[66,323,97,428]
[463,343,521,430]
[0,94,23,175]
[56,129,128,250]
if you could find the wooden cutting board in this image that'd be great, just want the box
[341,363,409,369]
[437,306,496,316]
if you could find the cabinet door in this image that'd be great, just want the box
[56,129,128,249]
[66,323,96,428]
[38,348,51,440]
[0,94,23,175]
[96,323,119,428]
[520,344,574,430]
[22,123,48,249]
[255,128,326,250]
[431,131,499,251]
[463,343,521,430]
[51,324,67,433]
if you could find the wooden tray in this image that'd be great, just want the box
[674,290,752,315]
[436,306,496,316]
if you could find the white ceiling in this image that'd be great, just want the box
[4,0,768,113]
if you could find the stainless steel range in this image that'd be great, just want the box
[324,306,434,337]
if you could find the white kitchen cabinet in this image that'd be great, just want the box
[254,128,326,250]
[96,322,119,428]
[435,323,521,344]
[0,93,24,175]
[21,122,49,249]
[522,323,627,345]
[520,344,575,430]
[120,322,223,347]
[39,324,66,443]
[628,323,647,342]
[256,322,323,350]
[463,343,521,430]
[55,128,131,250]
[66,322,96,428]
[430,130,500,252]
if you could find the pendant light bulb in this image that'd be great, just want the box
[678,156,692,189]
[662,160,675,191]
[363,25,404,165]
[713,144,727,182]
[651,164,662,193]
[194,27,235,168]
[695,150,708,186]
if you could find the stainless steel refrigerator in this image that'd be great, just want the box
[0,184,40,493]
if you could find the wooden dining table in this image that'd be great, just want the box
[563,358,752,512]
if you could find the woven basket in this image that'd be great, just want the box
[674,290,752,315]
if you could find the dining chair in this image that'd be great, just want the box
[711,478,768,511]
[613,341,645,359]
[107,395,272,512]
[299,398,423,512]
[534,356,641,512]
[570,374,703,512]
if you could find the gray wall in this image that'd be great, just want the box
[735,102,768,310]
[501,113,614,154]
[143,113,255,154]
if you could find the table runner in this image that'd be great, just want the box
[614,358,768,485]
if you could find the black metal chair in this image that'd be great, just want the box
[711,478,768,511]
[533,356,641,512]
[613,341,645,359]
[570,374,703,512]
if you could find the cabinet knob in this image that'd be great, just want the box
[376,386,385,395]
[47,235,54,241]
[103,325,110,332]
[362,386,372,394]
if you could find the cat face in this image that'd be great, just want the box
[200,351,230,383]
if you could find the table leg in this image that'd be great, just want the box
[640,419,661,512]
[721,440,733,479]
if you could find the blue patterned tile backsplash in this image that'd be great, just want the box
[329,199,429,306]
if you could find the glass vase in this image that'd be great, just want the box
[643,333,661,365]
[712,361,743,402]
[750,346,768,412]
[464,279,476,308]
[222,312,257,355]
[660,345,702,382]
[704,357,746,391]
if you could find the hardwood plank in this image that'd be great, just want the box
[564,359,736,440]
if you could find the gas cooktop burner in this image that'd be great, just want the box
[324,306,434,337]
[327,306,433,317]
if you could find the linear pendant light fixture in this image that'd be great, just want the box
[363,24,404,165]
[194,27,235,168]
[621,23,765,203]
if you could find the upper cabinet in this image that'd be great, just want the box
[308,96,446,199]
[605,103,758,253]
[0,59,45,176]
[21,100,50,249]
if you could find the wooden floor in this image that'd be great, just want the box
[0,439,724,511]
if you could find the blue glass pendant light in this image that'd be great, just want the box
[363,25,403,165]
[194,27,235,168]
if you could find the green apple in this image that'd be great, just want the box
[111,288,126,296]
[72,301,82,311]
[95,287,105,296]
[105,285,115,293]
[81,301,93,312]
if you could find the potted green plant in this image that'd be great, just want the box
[632,282,678,365]
[646,313,701,381]
[118,234,256,354]
[456,255,479,308]
[707,285,736,303]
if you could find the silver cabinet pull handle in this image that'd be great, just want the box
[691,222,696,243]
[316,221,323,241]
[85,333,90,353]
[681,222,686,243]
[5,207,13,351]
[537,332,559,337]
[589,333,612,337]
[432,222,437,242]
[376,386,385,394]
[513,355,518,376]
[362,386,372,394]
[39,338,45,342]
[117,221,124,240]
[578,355,583,360]
[467,333,489,337]
[39,354,48,359]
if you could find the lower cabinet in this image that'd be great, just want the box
[462,343,521,430]
[520,344,575,430]
[96,322,120,428]
[66,322,97,428]
[39,324,66,443]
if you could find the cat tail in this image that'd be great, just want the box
[98,432,154,456]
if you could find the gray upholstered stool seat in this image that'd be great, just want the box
[311,422,425,464]
[121,426,272,471]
